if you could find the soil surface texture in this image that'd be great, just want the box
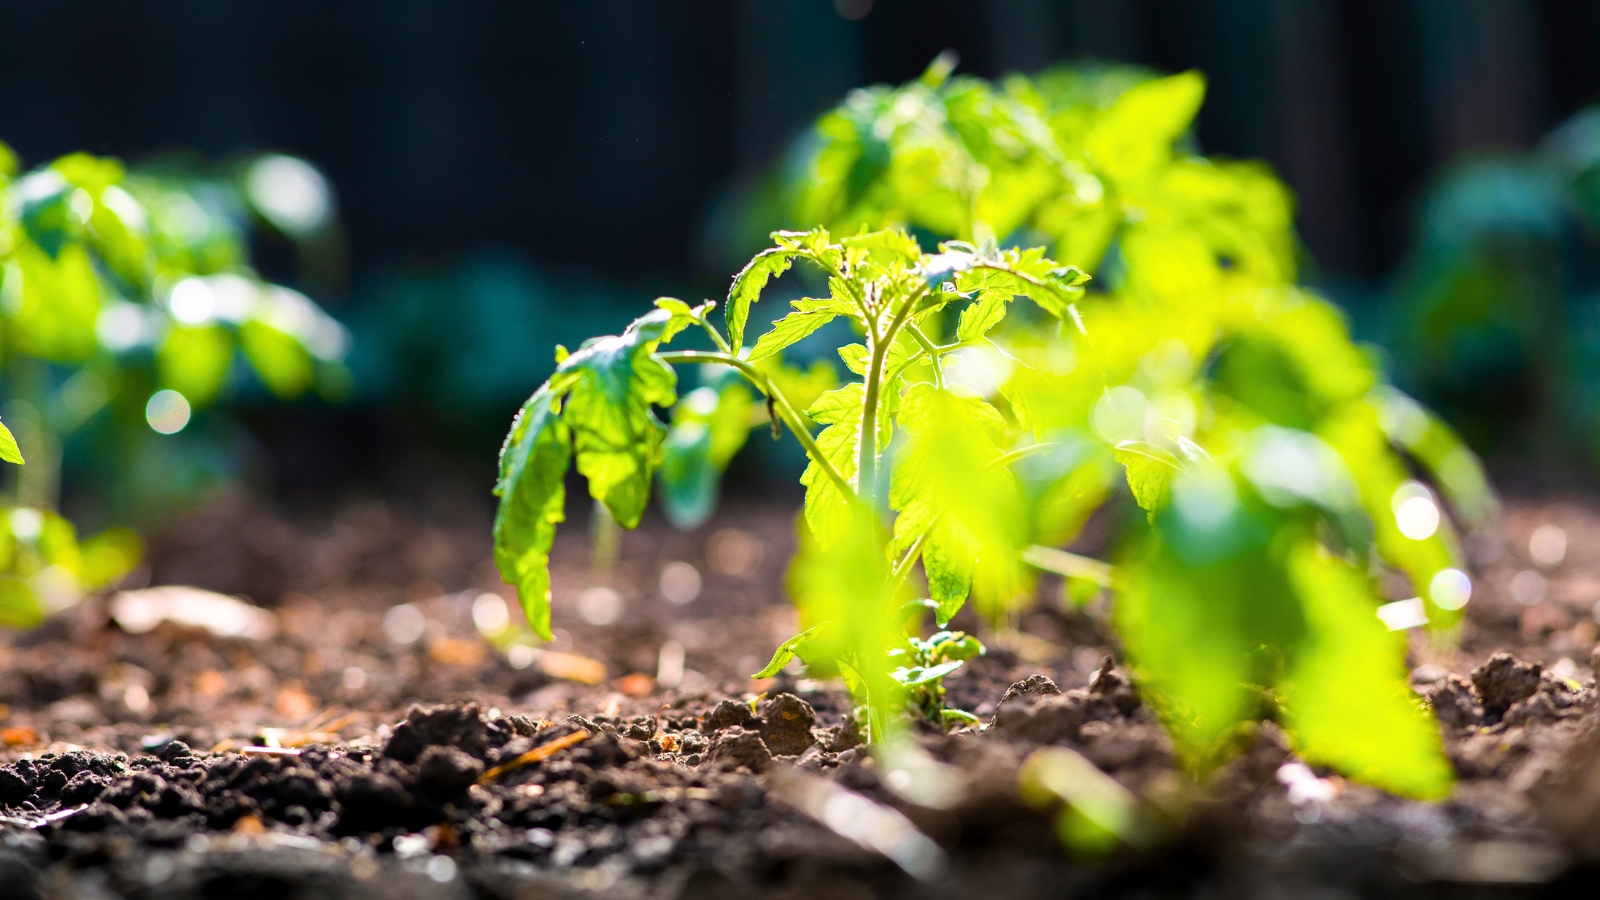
[3,490,1600,898]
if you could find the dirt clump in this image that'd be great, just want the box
[758,693,816,756]
[1472,652,1543,719]
[706,726,772,772]
[1426,675,1484,729]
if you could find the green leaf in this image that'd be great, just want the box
[1085,70,1206,185]
[560,309,678,528]
[890,659,965,686]
[956,290,1008,342]
[1277,544,1454,799]
[801,384,865,547]
[240,320,315,398]
[0,576,42,629]
[891,384,1026,625]
[658,376,756,529]
[754,620,835,678]
[0,421,23,465]
[652,296,704,343]
[1113,440,1182,512]
[158,325,234,407]
[493,388,572,641]
[748,307,837,363]
[726,248,797,351]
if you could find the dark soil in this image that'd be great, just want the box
[5,490,1600,898]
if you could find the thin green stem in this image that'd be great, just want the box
[693,307,733,354]
[991,441,1062,469]
[887,530,929,598]
[906,324,944,389]
[1021,545,1114,587]
[657,350,856,502]
[857,284,930,510]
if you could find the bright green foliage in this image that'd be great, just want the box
[496,226,1087,739]
[0,507,139,628]
[753,60,1494,798]
[0,143,349,617]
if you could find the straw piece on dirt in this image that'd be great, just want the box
[538,651,607,685]
[478,729,590,784]
[240,746,302,757]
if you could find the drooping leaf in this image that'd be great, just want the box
[493,388,571,641]
[559,309,678,528]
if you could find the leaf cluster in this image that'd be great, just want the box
[748,61,1496,797]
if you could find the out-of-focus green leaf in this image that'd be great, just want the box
[80,527,141,590]
[158,325,234,407]
[240,320,315,398]
[1278,543,1454,799]
[0,421,23,465]
[658,374,756,529]
[0,577,42,629]
[1113,440,1180,512]
[891,384,1025,624]
[787,506,900,741]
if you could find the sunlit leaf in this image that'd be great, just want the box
[1278,543,1454,800]
[493,389,571,641]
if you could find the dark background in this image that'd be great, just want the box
[9,0,1598,286]
[9,0,1600,503]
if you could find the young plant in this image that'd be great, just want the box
[729,59,1493,798]
[494,226,1088,742]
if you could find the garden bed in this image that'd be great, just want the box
[1,491,1599,898]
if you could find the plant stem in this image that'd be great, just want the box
[906,325,945,389]
[657,350,855,502]
[1020,545,1114,587]
[991,441,1062,469]
[857,285,929,511]
[887,530,929,597]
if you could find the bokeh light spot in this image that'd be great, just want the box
[145,390,192,434]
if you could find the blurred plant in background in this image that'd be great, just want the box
[1379,106,1600,476]
[0,144,349,625]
